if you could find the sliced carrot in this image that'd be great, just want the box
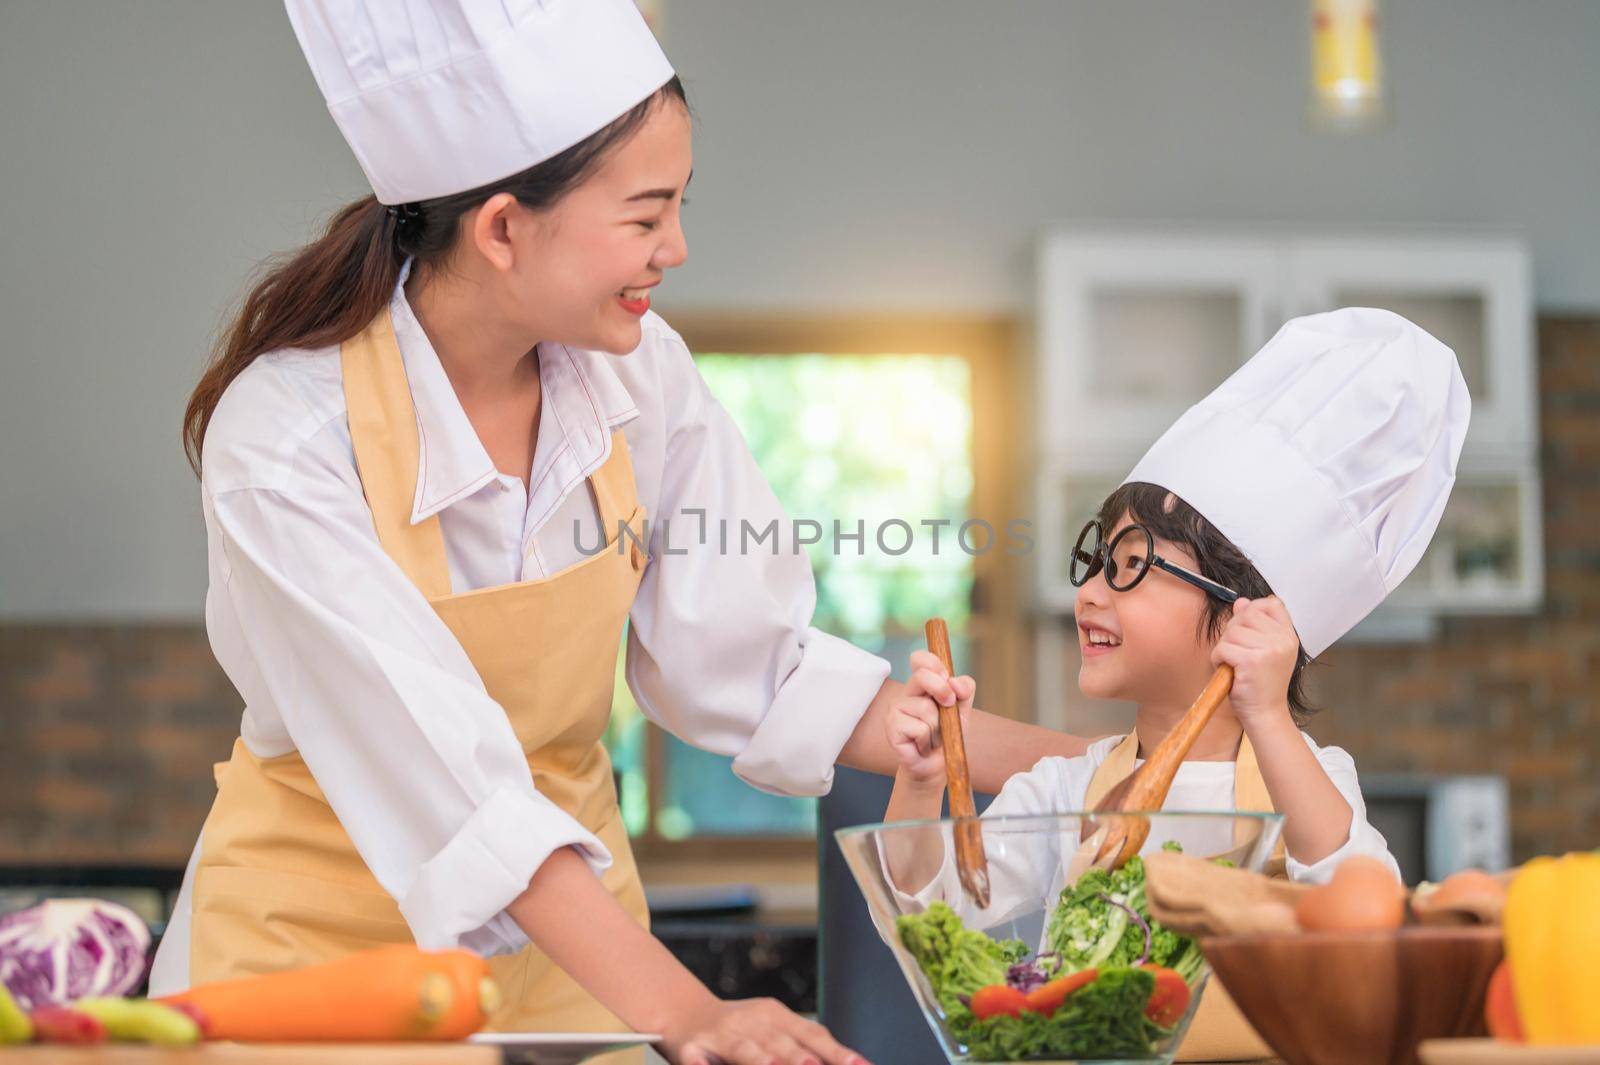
[971,984,1029,1020]
[1024,969,1099,1017]
[161,945,494,1042]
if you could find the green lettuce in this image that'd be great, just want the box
[894,847,1216,1061]
[948,967,1169,1061]
[896,902,1029,1013]
[1044,848,1205,975]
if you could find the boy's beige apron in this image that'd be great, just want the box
[188,308,650,1046]
[1084,733,1288,1062]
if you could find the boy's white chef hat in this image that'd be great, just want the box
[284,0,675,205]
[1124,308,1471,658]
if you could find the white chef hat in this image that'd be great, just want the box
[1123,308,1471,658]
[284,0,676,205]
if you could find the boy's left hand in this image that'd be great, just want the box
[1211,596,1300,729]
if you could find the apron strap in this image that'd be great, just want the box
[341,308,455,600]
[589,429,638,533]
[1234,732,1289,876]
[343,307,645,599]
[1083,731,1140,810]
[1082,727,1289,876]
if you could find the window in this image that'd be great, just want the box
[606,316,1029,857]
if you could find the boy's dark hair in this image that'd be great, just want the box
[1095,481,1317,723]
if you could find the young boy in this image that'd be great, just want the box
[882,308,1470,1058]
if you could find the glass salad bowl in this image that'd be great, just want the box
[834,811,1284,1065]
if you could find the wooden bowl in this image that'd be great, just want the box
[1202,926,1503,1065]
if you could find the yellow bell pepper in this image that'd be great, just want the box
[1504,852,1600,1045]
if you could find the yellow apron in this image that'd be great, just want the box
[189,307,651,1042]
[1084,732,1287,1063]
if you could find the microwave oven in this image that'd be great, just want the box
[1360,772,1511,885]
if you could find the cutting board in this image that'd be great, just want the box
[1420,1040,1600,1065]
[2,1046,499,1064]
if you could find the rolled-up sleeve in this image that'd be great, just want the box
[209,473,610,957]
[1285,740,1402,884]
[623,341,890,797]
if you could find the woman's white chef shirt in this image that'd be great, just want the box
[890,733,1401,932]
[151,262,891,992]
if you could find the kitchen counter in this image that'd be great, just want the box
[3,1047,499,1064]
[3,1053,1282,1065]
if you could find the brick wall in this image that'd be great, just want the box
[0,626,238,864]
[2,319,1596,868]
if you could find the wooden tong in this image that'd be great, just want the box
[1080,664,1236,870]
[925,618,990,908]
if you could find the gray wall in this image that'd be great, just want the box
[3,1,1597,617]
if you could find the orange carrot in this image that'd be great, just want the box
[161,945,495,1042]
[426,948,503,1036]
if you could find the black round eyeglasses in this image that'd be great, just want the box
[1068,520,1240,603]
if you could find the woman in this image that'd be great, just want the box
[148,2,1085,1062]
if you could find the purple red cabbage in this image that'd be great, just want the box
[0,899,151,1009]
[1004,951,1063,992]
[1097,893,1152,968]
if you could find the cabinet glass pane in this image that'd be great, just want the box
[1336,290,1488,399]
[1393,480,1523,599]
[1087,289,1242,402]
[1053,473,1125,588]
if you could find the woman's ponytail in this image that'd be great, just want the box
[182,197,401,473]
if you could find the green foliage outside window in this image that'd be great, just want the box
[606,353,974,838]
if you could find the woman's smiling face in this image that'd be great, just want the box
[1075,508,1222,708]
[507,94,693,355]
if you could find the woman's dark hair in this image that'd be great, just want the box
[1096,481,1318,723]
[183,76,690,474]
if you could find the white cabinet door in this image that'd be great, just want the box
[1284,236,1536,460]
[1034,458,1129,613]
[1037,233,1282,458]
[1032,231,1543,624]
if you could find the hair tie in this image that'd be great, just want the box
[386,202,423,233]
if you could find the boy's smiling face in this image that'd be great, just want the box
[1074,507,1224,707]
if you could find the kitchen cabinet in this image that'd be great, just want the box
[1285,236,1536,460]
[1036,233,1281,462]
[1032,230,1542,626]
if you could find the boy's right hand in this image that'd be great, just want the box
[886,650,976,788]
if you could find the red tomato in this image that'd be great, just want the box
[970,984,1029,1020]
[1141,965,1192,1028]
[1024,969,1099,1017]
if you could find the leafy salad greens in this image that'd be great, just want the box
[895,845,1207,1061]
[1044,852,1205,984]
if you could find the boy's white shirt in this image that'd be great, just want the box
[889,732,1401,928]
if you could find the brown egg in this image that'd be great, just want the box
[1295,855,1406,932]
[1411,867,1509,926]
[1429,868,1507,908]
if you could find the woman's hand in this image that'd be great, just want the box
[510,850,869,1065]
[664,995,869,1065]
[885,650,975,788]
[1210,596,1300,732]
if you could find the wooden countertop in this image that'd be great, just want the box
[2,1046,498,1064]
[1,1045,1280,1064]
